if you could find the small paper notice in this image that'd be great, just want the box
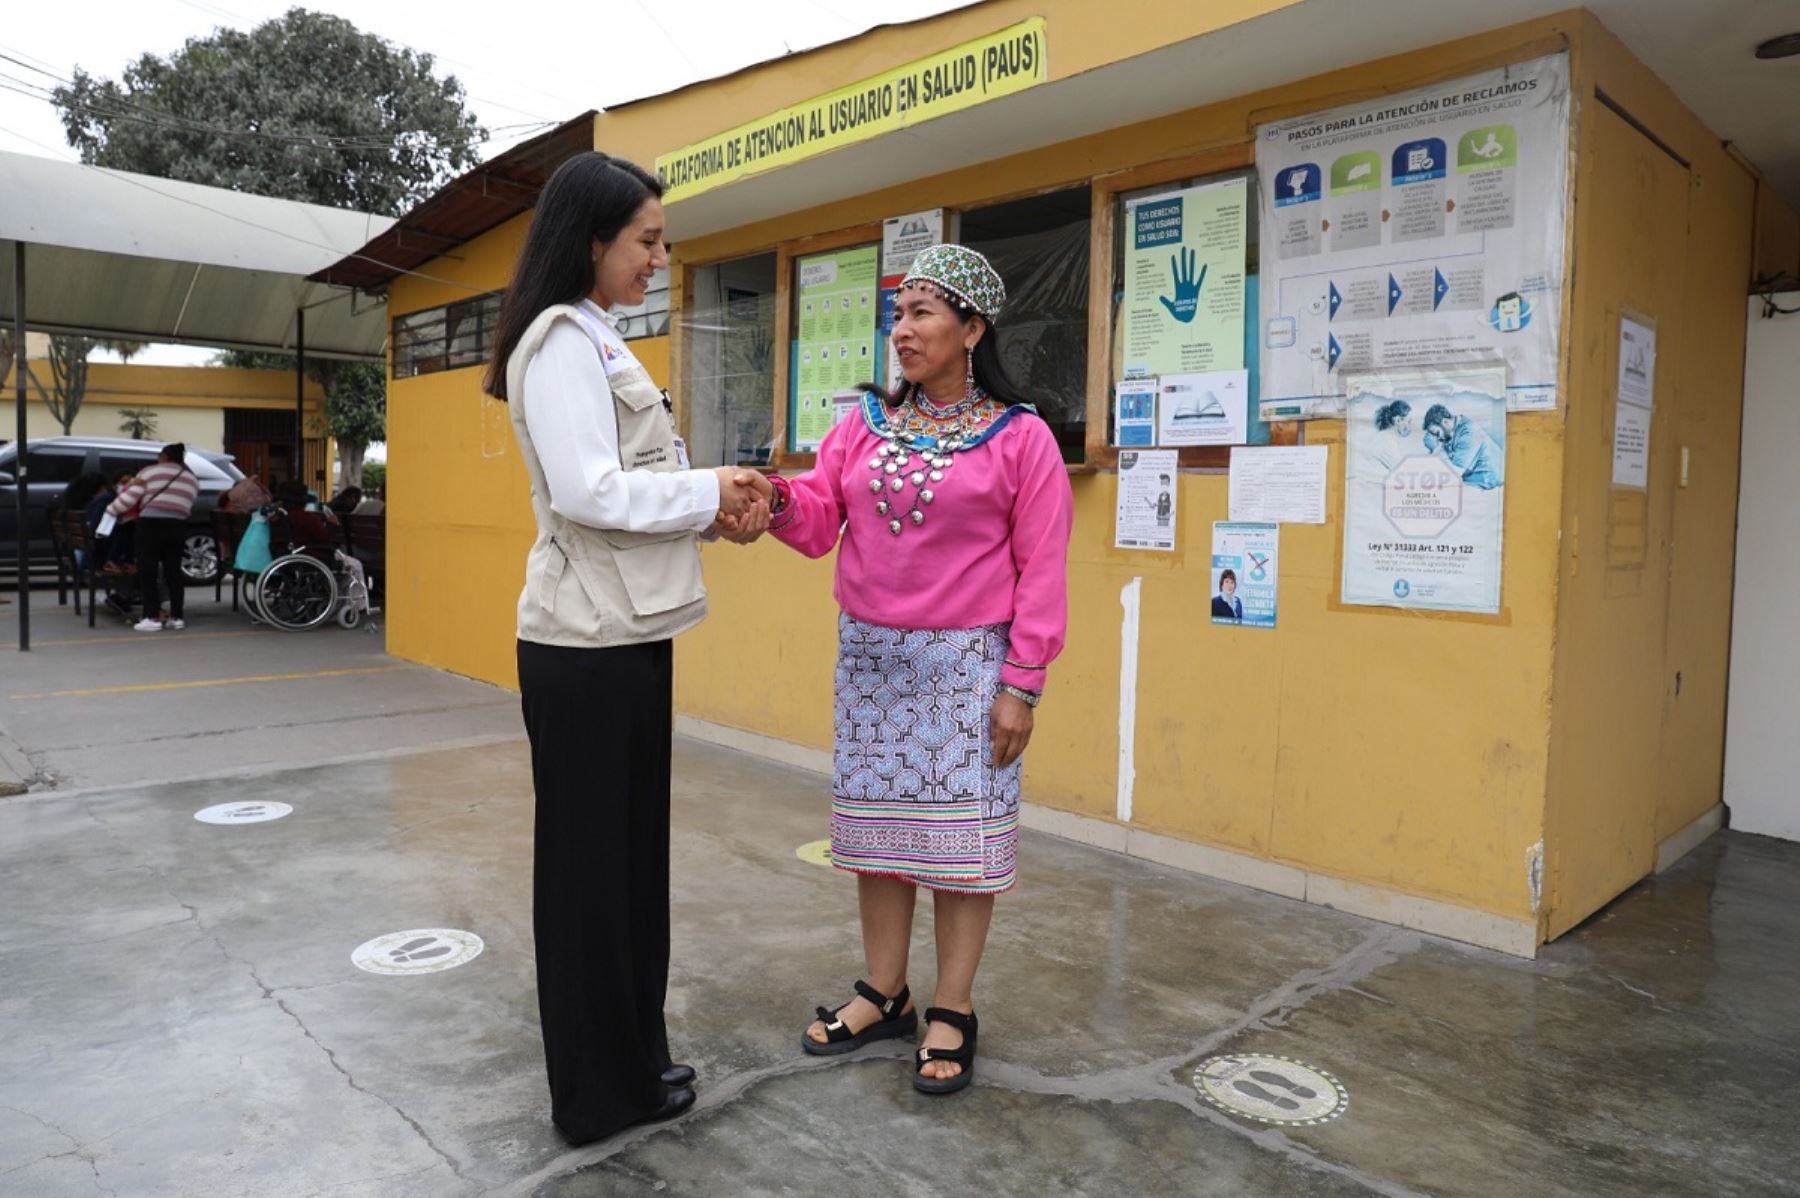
[1116,449,1179,551]
[1228,445,1328,524]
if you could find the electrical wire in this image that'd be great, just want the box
[1,54,478,152]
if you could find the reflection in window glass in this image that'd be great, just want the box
[613,266,672,341]
[962,187,1092,460]
[682,254,778,467]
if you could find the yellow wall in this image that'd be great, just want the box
[1540,16,1756,937]
[380,6,1759,941]
[382,211,673,689]
[3,361,323,449]
[669,15,1590,925]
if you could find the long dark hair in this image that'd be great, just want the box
[483,152,664,400]
[861,312,1034,412]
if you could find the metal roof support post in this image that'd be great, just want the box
[13,241,28,652]
[294,306,305,489]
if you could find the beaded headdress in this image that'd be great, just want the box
[898,244,1006,321]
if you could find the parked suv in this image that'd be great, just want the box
[0,436,245,585]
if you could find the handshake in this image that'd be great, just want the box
[710,466,775,544]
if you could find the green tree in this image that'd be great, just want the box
[53,8,485,216]
[119,408,160,439]
[359,460,386,496]
[45,336,96,435]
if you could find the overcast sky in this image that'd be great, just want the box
[1,0,975,363]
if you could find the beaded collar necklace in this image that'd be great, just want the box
[862,385,1012,536]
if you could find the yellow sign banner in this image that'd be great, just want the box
[656,18,1047,203]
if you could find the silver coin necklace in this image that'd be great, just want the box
[864,385,995,535]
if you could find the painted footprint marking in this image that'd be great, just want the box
[389,937,454,963]
[1233,1070,1319,1111]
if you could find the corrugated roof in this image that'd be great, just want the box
[309,112,598,292]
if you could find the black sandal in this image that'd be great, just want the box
[913,1007,978,1094]
[801,980,916,1056]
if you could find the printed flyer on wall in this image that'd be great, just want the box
[792,244,880,450]
[1342,364,1507,614]
[1256,55,1569,419]
[1611,310,1656,489]
[1121,177,1248,380]
[1211,522,1278,628]
[1115,449,1179,551]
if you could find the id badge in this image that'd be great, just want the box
[673,436,691,470]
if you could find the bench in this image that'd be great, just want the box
[210,508,256,611]
[340,513,386,602]
[49,510,116,628]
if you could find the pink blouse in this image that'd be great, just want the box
[769,404,1074,692]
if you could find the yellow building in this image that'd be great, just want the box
[4,340,331,487]
[322,2,1800,956]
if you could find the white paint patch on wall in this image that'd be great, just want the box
[1118,577,1142,824]
[1525,839,1544,913]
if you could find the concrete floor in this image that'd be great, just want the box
[2,594,1798,1196]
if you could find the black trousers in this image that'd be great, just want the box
[136,517,186,619]
[517,637,675,1145]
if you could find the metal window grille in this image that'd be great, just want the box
[391,290,504,379]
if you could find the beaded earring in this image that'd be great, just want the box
[964,347,975,397]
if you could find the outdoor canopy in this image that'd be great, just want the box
[0,150,395,359]
[2,148,397,651]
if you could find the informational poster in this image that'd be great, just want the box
[1342,365,1507,613]
[1121,178,1248,381]
[1228,445,1328,524]
[1211,522,1279,628]
[1257,55,1569,418]
[1115,449,1179,551]
[1115,377,1157,447]
[882,209,943,279]
[1158,368,1250,446]
[792,244,879,450]
[1611,311,1656,489]
[878,209,943,391]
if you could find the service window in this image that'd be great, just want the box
[961,186,1092,461]
[788,242,880,453]
[1107,168,1264,458]
[683,253,778,467]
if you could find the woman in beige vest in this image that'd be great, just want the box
[483,152,766,1145]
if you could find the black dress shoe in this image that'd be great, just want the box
[661,1063,696,1088]
[643,1085,696,1124]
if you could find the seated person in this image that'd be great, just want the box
[327,486,363,516]
[352,487,385,516]
[221,474,273,514]
[275,480,338,553]
[99,470,141,574]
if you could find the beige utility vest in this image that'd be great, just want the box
[507,304,708,647]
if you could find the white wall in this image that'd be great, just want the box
[0,401,225,451]
[1725,293,1800,842]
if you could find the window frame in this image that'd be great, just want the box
[390,289,504,380]
[769,221,883,471]
[1084,145,1300,471]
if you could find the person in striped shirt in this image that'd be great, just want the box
[107,443,199,631]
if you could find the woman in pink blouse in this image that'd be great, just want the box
[747,244,1073,1094]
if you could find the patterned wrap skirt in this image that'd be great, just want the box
[830,615,1021,895]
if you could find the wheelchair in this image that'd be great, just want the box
[240,508,373,633]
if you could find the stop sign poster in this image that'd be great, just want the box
[1342,365,1506,613]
